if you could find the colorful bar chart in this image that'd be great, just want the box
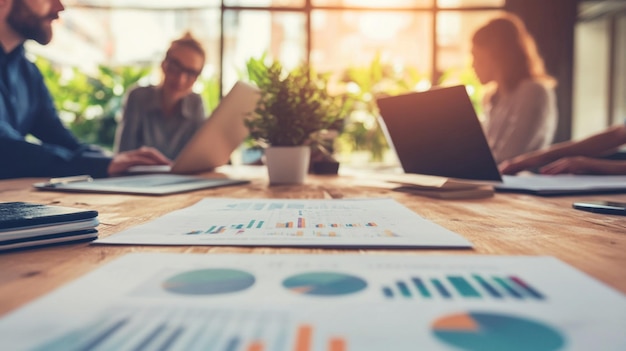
[35,307,349,351]
[382,274,546,301]
[186,219,384,235]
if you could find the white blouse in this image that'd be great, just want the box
[482,79,558,164]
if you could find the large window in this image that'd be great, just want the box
[45,0,504,89]
[34,0,505,161]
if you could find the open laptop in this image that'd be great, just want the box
[376,85,502,183]
[128,80,261,174]
[377,85,626,196]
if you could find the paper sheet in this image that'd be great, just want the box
[96,198,472,248]
[498,174,626,195]
[1,253,624,350]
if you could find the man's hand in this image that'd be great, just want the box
[499,152,550,175]
[107,147,172,176]
[539,157,626,175]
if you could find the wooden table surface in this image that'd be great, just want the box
[1,166,625,317]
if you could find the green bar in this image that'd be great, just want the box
[448,276,481,298]
[411,277,431,298]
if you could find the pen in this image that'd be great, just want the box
[43,175,93,187]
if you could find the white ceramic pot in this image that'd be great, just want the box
[265,146,311,185]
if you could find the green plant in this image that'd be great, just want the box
[244,56,351,148]
[35,57,150,149]
[337,54,428,162]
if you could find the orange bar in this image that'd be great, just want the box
[329,338,346,351]
[247,341,264,351]
[294,324,313,351]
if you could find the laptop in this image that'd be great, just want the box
[376,85,502,183]
[128,80,261,174]
[377,85,626,196]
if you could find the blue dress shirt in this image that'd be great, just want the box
[0,44,111,179]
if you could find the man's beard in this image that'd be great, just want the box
[7,0,57,45]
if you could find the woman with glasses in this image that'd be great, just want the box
[471,13,558,164]
[114,32,206,160]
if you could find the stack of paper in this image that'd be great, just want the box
[0,202,99,251]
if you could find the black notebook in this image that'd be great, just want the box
[0,202,99,252]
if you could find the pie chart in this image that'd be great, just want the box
[432,311,565,351]
[163,268,255,295]
[283,272,367,296]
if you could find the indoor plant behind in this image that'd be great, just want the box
[245,57,350,184]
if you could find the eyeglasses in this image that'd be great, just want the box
[164,57,202,79]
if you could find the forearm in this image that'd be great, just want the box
[552,125,626,158]
[0,139,111,179]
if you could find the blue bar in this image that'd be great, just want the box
[159,327,184,350]
[224,336,241,351]
[431,279,452,298]
[472,274,503,298]
[247,220,256,229]
[382,287,394,298]
[79,319,128,351]
[448,276,481,298]
[509,276,545,300]
[396,281,412,298]
[411,277,431,298]
[256,221,264,228]
[133,324,166,350]
[205,226,216,234]
[493,277,523,299]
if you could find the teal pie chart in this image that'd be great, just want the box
[283,272,367,296]
[162,269,255,295]
[432,311,566,351]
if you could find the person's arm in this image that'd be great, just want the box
[539,157,626,175]
[0,138,111,179]
[500,124,626,174]
[28,69,83,150]
[0,137,172,179]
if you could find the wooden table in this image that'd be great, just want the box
[1,166,625,317]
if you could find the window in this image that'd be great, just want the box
[35,0,505,159]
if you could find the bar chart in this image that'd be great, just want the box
[381,274,546,301]
[98,198,472,248]
[33,306,349,351]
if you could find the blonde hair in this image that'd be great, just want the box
[472,13,555,92]
[165,31,206,64]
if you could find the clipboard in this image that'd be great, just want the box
[33,174,250,196]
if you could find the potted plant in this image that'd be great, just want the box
[245,57,350,184]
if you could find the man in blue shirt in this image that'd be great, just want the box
[0,0,170,179]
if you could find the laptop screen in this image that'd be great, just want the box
[376,85,502,182]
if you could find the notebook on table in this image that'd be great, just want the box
[127,80,261,175]
[376,85,626,196]
[0,202,99,252]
